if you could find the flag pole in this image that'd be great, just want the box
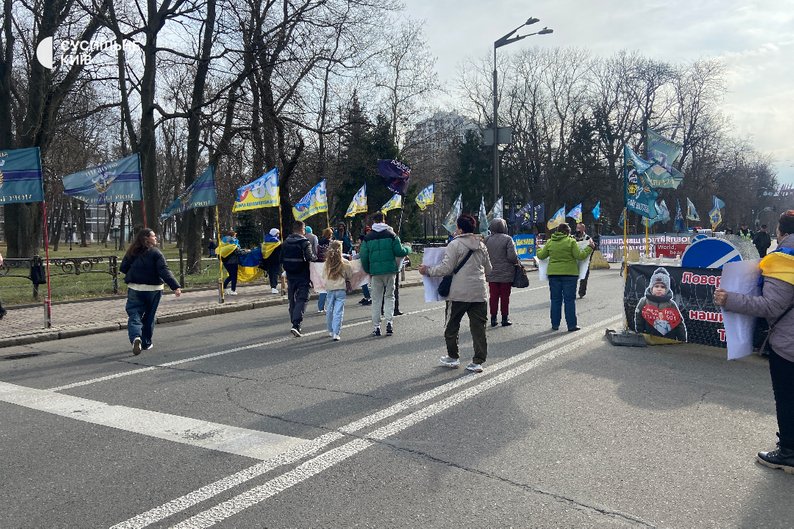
[396,194,406,235]
[278,202,285,294]
[41,200,53,328]
[215,205,224,303]
[622,207,628,277]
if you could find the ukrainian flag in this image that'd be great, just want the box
[760,249,794,286]
[237,246,265,283]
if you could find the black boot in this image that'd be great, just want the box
[501,315,512,327]
[490,315,498,327]
[758,446,794,473]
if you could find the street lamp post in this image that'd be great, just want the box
[492,19,552,200]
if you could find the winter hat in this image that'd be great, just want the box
[305,226,313,234]
[649,267,671,291]
[269,228,279,237]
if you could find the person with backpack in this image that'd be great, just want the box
[754,224,772,257]
[280,220,317,337]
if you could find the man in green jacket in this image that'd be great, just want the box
[360,211,411,336]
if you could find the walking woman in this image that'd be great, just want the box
[485,218,519,327]
[322,240,354,341]
[715,210,794,473]
[536,223,594,332]
[120,228,181,355]
[219,230,241,295]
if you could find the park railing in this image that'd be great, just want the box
[0,256,119,303]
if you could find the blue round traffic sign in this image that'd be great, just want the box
[681,237,742,269]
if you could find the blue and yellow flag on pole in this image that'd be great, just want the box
[292,179,327,221]
[160,165,217,219]
[566,203,583,223]
[63,153,142,204]
[547,205,566,230]
[415,183,434,211]
[708,195,725,230]
[381,193,402,213]
[233,168,279,212]
[345,184,367,218]
[0,147,44,204]
[488,196,503,223]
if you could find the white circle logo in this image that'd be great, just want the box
[36,36,53,69]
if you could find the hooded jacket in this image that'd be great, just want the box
[425,233,492,302]
[536,231,593,276]
[723,234,794,360]
[280,233,316,278]
[360,222,411,276]
[634,267,687,342]
[484,218,518,283]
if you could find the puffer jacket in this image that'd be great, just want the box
[723,234,794,361]
[280,234,316,278]
[426,233,492,302]
[536,231,593,276]
[485,218,518,283]
[360,223,411,276]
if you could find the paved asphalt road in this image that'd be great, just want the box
[2,269,793,528]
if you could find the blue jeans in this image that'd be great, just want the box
[318,292,327,311]
[548,275,578,330]
[126,288,162,347]
[325,289,346,335]
[362,283,370,299]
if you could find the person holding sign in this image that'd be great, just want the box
[715,210,794,474]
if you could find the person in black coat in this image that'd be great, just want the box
[753,225,772,257]
[280,220,317,337]
[120,228,181,355]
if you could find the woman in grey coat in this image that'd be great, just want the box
[715,210,794,473]
[485,218,519,326]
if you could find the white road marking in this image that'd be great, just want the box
[47,307,437,392]
[113,313,622,529]
[171,324,618,529]
[0,381,307,461]
[48,288,547,393]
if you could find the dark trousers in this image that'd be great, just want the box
[223,262,238,290]
[769,349,794,449]
[125,289,162,347]
[549,275,578,330]
[488,282,512,317]
[578,266,590,297]
[444,301,488,364]
[758,247,768,258]
[287,276,310,329]
[266,263,281,289]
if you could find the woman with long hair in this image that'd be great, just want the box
[322,240,353,341]
[316,227,334,312]
[120,228,181,355]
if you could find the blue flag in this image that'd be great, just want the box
[686,197,700,221]
[674,199,685,232]
[377,159,411,195]
[292,180,328,221]
[63,153,142,204]
[623,145,658,219]
[0,147,44,204]
[160,166,217,220]
[533,203,545,224]
[566,203,583,223]
[646,128,684,189]
[709,195,725,230]
[592,201,601,221]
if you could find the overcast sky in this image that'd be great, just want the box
[402,0,794,187]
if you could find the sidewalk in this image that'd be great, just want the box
[0,270,426,348]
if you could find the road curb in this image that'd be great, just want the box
[0,280,423,349]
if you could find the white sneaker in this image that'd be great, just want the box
[290,327,302,337]
[224,288,232,295]
[439,356,460,368]
[329,331,334,337]
[271,288,279,294]
[465,362,484,373]
[229,290,238,296]
[333,334,341,341]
